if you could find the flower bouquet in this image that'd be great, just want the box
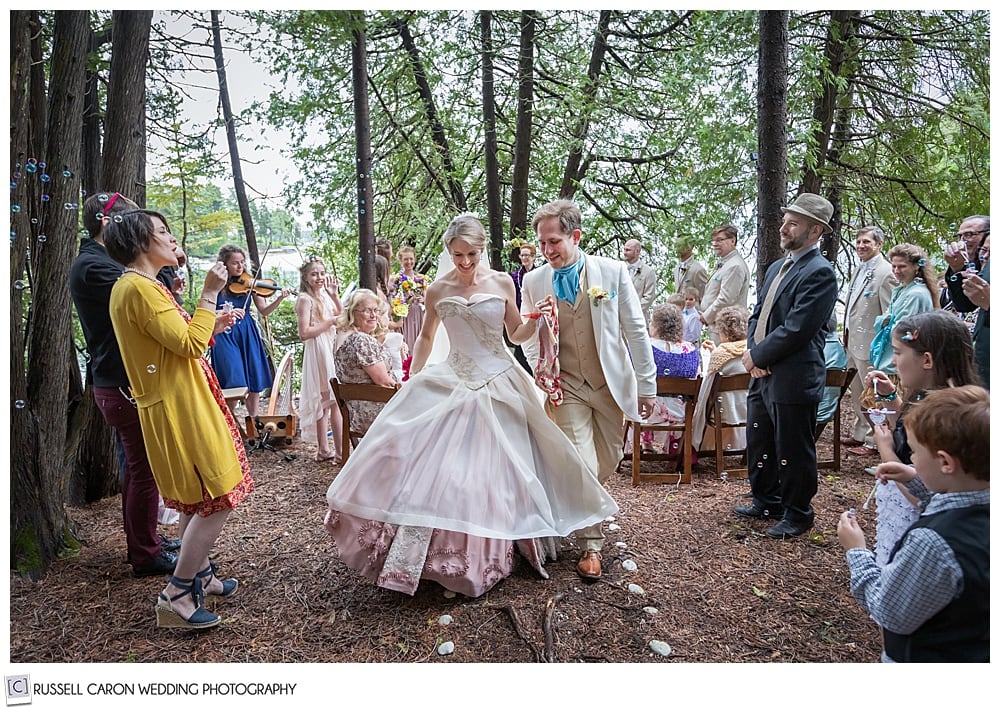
[395,271,428,306]
[390,295,409,322]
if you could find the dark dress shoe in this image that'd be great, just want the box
[733,502,784,519]
[766,518,813,539]
[159,535,182,552]
[846,445,877,457]
[576,551,602,580]
[132,550,178,578]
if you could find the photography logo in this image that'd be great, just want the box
[5,676,31,706]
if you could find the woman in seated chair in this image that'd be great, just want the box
[628,303,700,455]
[333,289,403,436]
[691,305,749,454]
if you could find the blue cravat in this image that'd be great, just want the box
[552,253,584,303]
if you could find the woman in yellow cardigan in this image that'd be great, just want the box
[105,209,253,630]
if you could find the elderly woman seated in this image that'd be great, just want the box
[691,305,749,453]
[626,303,700,455]
[333,288,402,435]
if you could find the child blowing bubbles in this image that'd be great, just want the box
[837,385,989,662]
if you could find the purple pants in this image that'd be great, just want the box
[93,386,162,567]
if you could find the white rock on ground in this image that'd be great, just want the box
[649,640,671,657]
[627,583,646,596]
[438,615,453,625]
[437,641,455,656]
[643,606,658,615]
[622,559,638,572]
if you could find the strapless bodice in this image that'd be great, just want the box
[435,294,513,388]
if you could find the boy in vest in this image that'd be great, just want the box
[837,385,989,662]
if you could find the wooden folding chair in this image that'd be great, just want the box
[329,376,401,465]
[815,367,857,471]
[701,371,752,479]
[623,375,701,485]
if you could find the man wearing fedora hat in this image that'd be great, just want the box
[735,193,838,538]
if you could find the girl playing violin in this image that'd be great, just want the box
[211,244,291,418]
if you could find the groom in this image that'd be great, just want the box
[522,199,656,580]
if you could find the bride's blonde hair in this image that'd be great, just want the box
[442,213,486,250]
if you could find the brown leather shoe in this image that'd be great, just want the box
[576,551,602,580]
[840,436,865,447]
[846,445,877,457]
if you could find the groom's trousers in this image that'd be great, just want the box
[546,380,621,552]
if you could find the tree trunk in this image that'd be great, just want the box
[101,10,151,205]
[395,18,467,215]
[480,11,503,269]
[352,14,376,292]
[10,9,34,570]
[804,11,860,264]
[559,10,613,199]
[81,29,104,198]
[76,12,152,504]
[800,10,859,198]
[211,11,260,269]
[755,10,789,288]
[823,86,856,265]
[508,11,537,244]
[12,10,90,576]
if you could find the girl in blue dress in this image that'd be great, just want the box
[211,244,291,418]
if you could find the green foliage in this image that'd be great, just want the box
[157,10,986,286]
[12,527,43,576]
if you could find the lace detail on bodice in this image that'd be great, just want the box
[435,295,513,389]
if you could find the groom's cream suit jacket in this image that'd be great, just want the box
[521,253,657,422]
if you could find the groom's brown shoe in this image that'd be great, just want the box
[576,551,602,580]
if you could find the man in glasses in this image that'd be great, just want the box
[943,215,990,387]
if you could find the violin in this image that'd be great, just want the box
[228,272,296,298]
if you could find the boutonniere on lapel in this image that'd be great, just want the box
[587,286,616,306]
[861,269,875,298]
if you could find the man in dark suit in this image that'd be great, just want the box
[735,193,838,538]
[943,216,989,388]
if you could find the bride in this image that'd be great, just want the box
[324,213,617,597]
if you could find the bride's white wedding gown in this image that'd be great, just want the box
[324,293,617,597]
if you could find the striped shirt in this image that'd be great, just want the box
[845,481,989,646]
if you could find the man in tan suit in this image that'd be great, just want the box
[522,200,656,581]
[700,224,750,344]
[842,225,896,450]
[622,238,657,324]
[673,236,708,300]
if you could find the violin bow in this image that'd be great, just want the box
[241,238,274,312]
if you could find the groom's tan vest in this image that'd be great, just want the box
[557,293,606,391]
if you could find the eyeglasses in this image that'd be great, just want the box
[955,229,989,241]
[354,307,379,317]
